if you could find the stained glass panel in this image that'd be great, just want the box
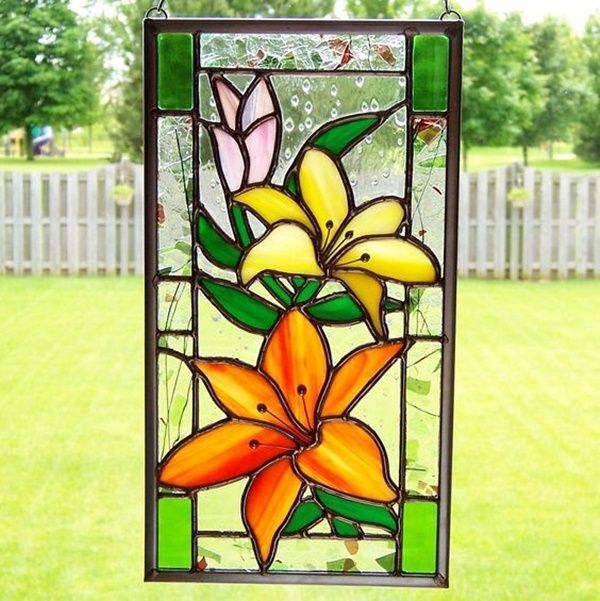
[145,18,462,587]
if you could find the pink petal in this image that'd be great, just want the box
[245,117,278,184]
[241,78,275,131]
[212,127,245,192]
[213,76,240,130]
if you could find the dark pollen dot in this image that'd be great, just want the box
[249,439,259,449]
[297,384,307,396]
[256,403,267,413]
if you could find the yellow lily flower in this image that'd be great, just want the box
[233,148,440,338]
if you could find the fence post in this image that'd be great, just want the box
[539,171,553,280]
[49,173,61,275]
[0,174,6,275]
[494,167,507,278]
[458,172,469,276]
[66,172,78,275]
[475,170,488,277]
[521,168,535,279]
[558,174,570,279]
[11,172,24,275]
[595,176,600,278]
[30,173,43,276]
[133,164,145,275]
[105,164,117,275]
[576,177,589,278]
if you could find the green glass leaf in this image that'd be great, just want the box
[406,377,431,395]
[174,240,192,256]
[231,205,252,247]
[418,156,446,169]
[198,276,281,333]
[158,266,173,277]
[198,213,242,269]
[286,174,298,196]
[282,501,324,535]
[294,279,321,304]
[315,489,397,533]
[291,275,306,289]
[261,275,293,307]
[197,546,222,563]
[332,517,360,538]
[312,115,379,155]
[375,552,396,573]
[305,293,403,325]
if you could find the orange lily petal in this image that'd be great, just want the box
[243,457,304,570]
[159,420,296,489]
[260,309,328,431]
[319,341,404,418]
[192,359,306,440]
[295,418,397,503]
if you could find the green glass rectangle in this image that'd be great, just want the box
[157,33,193,110]
[401,501,437,573]
[158,496,192,569]
[412,35,449,112]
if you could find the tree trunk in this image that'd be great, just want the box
[522,145,529,167]
[462,144,468,172]
[24,126,34,161]
[548,141,554,161]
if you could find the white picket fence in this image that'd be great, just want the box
[459,165,600,279]
[0,162,144,275]
[0,162,599,278]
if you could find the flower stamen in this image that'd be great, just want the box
[322,220,334,249]
[297,384,312,429]
[335,253,370,268]
[325,230,354,261]
[248,439,295,451]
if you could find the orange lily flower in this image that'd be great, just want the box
[159,309,405,571]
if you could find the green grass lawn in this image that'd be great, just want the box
[0,278,598,600]
[465,144,600,173]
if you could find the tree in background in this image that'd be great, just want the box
[575,13,600,163]
[102,0,335,162]
[460,6,543,170]
[505,13,546,167]
[530,17,588,160]
[0,0,100,160]
[345,0,438,19]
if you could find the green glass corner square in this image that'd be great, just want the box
[158,496,192,569]
[157,33,194,111]
[412,35,449,112]
[401,501,438,573]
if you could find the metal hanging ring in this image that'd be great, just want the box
[440,9,462,21]
[440,0,462,20]
[145,0,168,19]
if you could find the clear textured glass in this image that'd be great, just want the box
[412,117,447,266]
[158,117,193,275]
[405,342,441,496]
[200,33,405,72]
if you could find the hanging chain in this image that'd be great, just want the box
[145,0,168,19]
[440,0,462,20]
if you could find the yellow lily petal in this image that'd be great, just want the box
[243,456,304,570]
[334,237,439,284]
[233,187,316,235]
[239,223,324,284]
[333,270,386,339]
[299,149,349,248]
[295,418,397,503]
[331,198,405,258]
